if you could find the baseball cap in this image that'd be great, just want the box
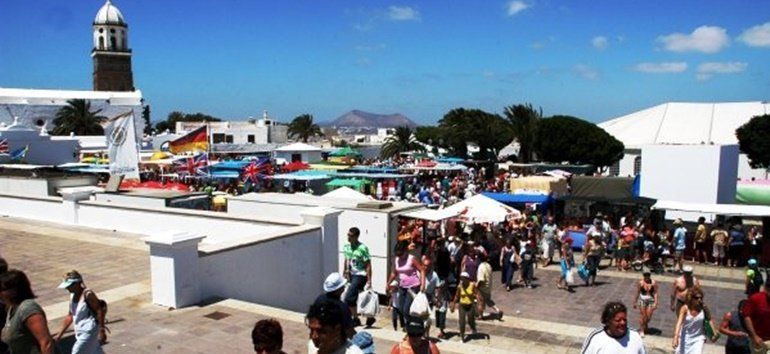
[683,266,693,273]
[460,271,470,279]
[748,258,758,267]
[323,272,347,293]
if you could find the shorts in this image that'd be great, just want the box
[695,242,708,252]
[713,244,726,258]
[638,296,655,308]
[343,275,368,306]
[478,288,495,307]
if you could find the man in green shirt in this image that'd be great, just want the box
[343,227,372,327]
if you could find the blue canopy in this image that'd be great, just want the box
[209,170,241,179]
[436,157,464,164]
[209,160,251,171]
[482,192,552,205]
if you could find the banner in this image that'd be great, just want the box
[105,111,140,179]
[169,125,208,154]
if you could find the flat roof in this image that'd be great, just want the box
[652,200,770,217]
[231,192,424,213]
[0,87,143,105]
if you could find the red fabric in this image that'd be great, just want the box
[742,292,770,340]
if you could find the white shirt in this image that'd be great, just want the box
[581,328,646,354]
[307,340,364,354]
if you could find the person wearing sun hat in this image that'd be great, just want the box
[314,272,355,339]
[54,270,106,354]
[451,272,479,343]
[391,316,440,353]
[670,265,700,319]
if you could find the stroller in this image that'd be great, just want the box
[632,240,665,274]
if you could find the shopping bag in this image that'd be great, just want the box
[577,263,590,282]
[409,292,430,318]
[565,268,575,284]
[357,289,380,317]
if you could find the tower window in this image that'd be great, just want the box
[110,36,116,49]
[110,28,115,33]
[99,28,104,33]
[99,36,104,50]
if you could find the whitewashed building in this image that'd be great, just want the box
[274,142,323,163]
[175,111,288,145]
[599,102,770,179]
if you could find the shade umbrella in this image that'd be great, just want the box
[443,194,521,224]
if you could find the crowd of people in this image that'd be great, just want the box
[2,204,768,353]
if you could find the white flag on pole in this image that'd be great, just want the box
[105,111,140,179]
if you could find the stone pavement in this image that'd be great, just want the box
[0,216,749,353]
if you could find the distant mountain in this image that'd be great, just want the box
[320,110,419,129]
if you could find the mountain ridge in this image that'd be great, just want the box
[319,110,419,129]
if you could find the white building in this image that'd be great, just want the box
[175,111,288,145]
[599,102,770,179]
[274,142,323,163]
[0,119,79,165]
[0,88,145,137]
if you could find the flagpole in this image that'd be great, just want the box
[206,121,212,179]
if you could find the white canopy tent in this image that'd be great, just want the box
[403,195,522,223]
[323,186,372,201]
[652,200,770,217]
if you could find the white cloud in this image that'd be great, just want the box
[657,26,729,53]
[507,1,530,16]
[695,61,748,81]
[633,62,688,73]
[738,22,770,47]
[573,64,599,80]
[387,6,420,21]
[592,36,608,50]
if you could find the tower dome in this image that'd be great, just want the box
[94,0,125,26]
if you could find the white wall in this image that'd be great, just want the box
[228,200,308,223]
[93,193,168,209]
[641,144,738,204]
[0,193,66,224]
[199,230,323,312]
[77,201,287,244]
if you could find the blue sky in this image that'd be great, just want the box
[1,1,769,125]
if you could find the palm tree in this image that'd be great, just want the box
[503,103,542,163]
[380,126,424,159]
[287,114,323,142]
[51,99,107,135]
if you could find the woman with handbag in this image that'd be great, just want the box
[386,241,425,330]
[673,287,719,354]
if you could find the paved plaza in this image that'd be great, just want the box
[0,216,748,353]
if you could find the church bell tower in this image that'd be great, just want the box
[92,0,134,91]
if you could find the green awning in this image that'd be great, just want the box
[329,147,362,157]
[326,178,370,189]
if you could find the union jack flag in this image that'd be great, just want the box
[0,139,8,154]
[241,158,273,183]
[173,153,209,176]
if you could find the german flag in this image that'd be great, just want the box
[169,126,208,154]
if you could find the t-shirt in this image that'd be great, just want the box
[2,299,45,354]
[742,292,770,340]
[458,282,475,305]
[308,339,364,354]
[695,224,707,243]
[343,242,371,276]
[542,224,558,241]
[476,262,493,292]
[674,227,687,251]
[424,271,443,297]
[711,229,728,246]
[581,327,647,354]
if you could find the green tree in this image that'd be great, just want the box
[154,111,221,133]
[287,114,323,143]
[503,104,542,163]
[51,99,107,135]
[736,114,770,169]
[414,126,446,147]
[533,115,624,170]
[438,108,511,159]
[380,126,424,159]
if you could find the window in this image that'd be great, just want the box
[225,135,234,143]
[98,37,104,50]
[291,153,302,162]
[35,119,45,127]
[110,36,116,49]
[633,156,642,175]
[247,135,255,143]
[609,160,620,176]
[212,133,226,144]
[110,29,115,33]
